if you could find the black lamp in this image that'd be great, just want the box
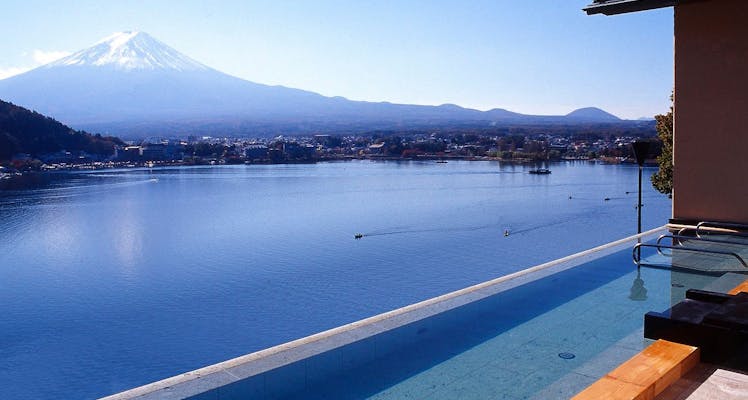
[632,141,650,167]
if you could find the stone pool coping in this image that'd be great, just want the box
[101,226,667,400]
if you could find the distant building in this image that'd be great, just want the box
[368,142,385,155]
[41,150,75,163]
[313,135,332,146]
[164,140,185,160]
[10,153,33,169]
[549,143,568,153]
[268,148,284,163]
[245,144,269,161]
[118,146,143,161]
[283,142,315,160]
[141,143,166,161]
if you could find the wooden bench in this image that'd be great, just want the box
[572,339,700,400]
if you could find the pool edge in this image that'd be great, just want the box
[100,226,667,400]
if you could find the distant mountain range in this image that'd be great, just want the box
[565,107,620,121]
[0,31,637,138]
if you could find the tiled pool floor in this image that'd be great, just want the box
[365,271,672,400]
[281,257,744,400]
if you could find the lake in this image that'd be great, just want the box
[0,160,671,399]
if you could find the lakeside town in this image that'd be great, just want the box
[1,130,660,175]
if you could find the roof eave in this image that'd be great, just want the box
[583,0,677,15]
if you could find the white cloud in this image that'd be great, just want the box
[0,49,71,80]
[32,49,71,65]
[0,66,31,80]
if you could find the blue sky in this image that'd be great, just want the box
[0,0,673,119]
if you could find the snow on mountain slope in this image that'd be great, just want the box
[0,31,628,137]
[44,31,209,71]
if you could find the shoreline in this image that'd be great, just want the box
[1,156,659,179]
[2,155,652,175]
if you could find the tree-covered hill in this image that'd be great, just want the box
[0,99,123,161]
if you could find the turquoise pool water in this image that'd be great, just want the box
[187,232,745,400]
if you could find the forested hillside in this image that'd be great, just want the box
[0,99,122,161]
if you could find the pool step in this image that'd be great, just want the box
[571,339,700,400]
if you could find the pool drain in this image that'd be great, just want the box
[558,352,575,360]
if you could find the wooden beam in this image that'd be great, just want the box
[572,339,700,400]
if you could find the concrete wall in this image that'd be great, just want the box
[673,0,748,223]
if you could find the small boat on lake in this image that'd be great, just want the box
[354,233,363,239]
[528,168,551,175]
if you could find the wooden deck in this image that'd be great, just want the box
[655,364,748,400]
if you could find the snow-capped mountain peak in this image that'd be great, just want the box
[45,31,209,72]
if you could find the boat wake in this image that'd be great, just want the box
[362,222,498,238]
[507,217,578,235]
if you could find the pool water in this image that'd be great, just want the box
[254,235,746,400]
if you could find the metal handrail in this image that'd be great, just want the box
[695,221,748,238]
[632,243,748,269]
[677,226,694,236]
[656,234,748,248]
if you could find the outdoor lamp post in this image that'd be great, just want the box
[631,140,650,234]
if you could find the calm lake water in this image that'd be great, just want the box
[0,160,670,399]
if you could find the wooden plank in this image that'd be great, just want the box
[572,340,700,400]
[573,376,652,400]
[728,279,748,295]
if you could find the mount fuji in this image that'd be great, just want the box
[0,31,624,137]
[45,31,210,72]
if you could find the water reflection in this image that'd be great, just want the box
[114,197,144,279]
[629,268,648,301]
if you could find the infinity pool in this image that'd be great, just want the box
[113,229,747,400]
[1,162,674,399]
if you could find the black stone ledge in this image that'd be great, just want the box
[645,290,748,368]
